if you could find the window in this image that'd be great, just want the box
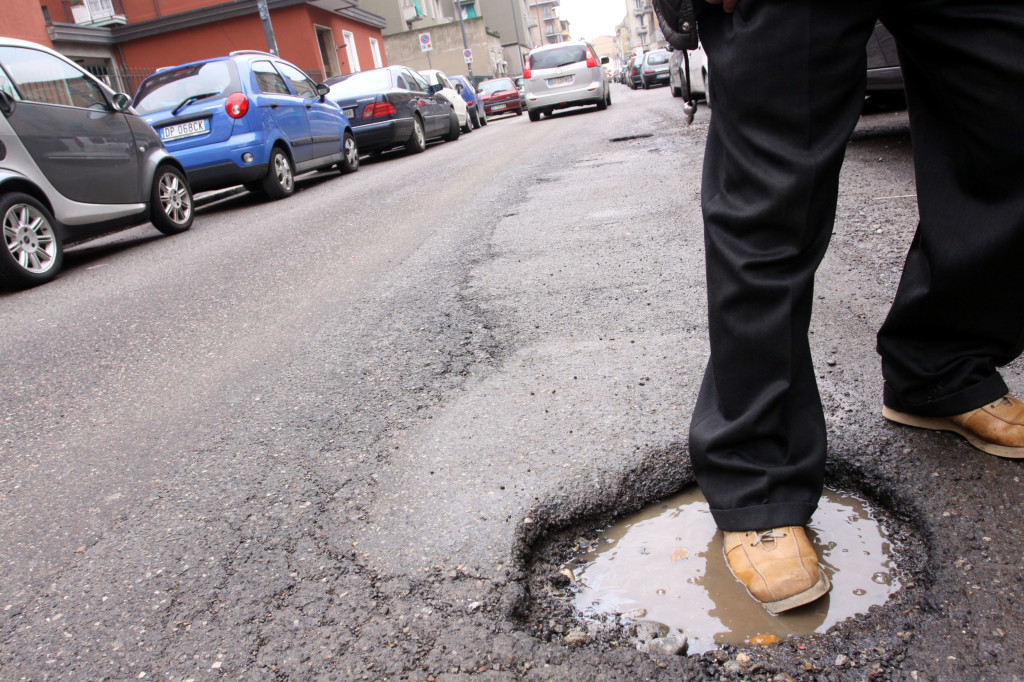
[275,61,317,99]
[343,31,360,73]
[133,59,239,114]
[252,60,290,95]
[404,69,429,92]
[0,46,107,109]
[369,38,383,69]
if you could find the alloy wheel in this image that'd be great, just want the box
[158,171,192,225]
[3,202,57,275]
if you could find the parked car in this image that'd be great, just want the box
[133,50,358,201]
[420,69,473,132]
[0,37,193,289]
[523,40,611,121]
[866,22,904,99]
[477,77,523,118]
[325,66,460,156]
[627,53,645,89]
[640,49,672,89]
[513,76,527,109]
[449,74,487,128]
[669,42,708,102]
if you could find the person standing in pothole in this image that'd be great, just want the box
[655,0,1024,614]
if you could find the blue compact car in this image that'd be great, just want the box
[133,51,358,200]
[448,74,487,129]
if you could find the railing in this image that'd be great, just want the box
[53,0,127,25]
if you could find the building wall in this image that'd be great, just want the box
[2,0,54,46]
[383,17,504,80]
[360,0,447,37]
[116,5,384,80]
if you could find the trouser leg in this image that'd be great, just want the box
[877,0,1024,417]
[689,0,879,531]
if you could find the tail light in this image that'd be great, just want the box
[523,57,531,79]
[645,70,655,75]
[225,92,249,118]
[586,47,598,68]
[363,102,396,118]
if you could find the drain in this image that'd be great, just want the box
[559,487,902,654]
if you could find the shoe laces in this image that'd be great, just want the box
[749,529,786,549]
[991,396,1014,409]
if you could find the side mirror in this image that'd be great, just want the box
[111,92,132,112]
[600,56,611,65]
[316,82,330,101]
[455,82,464,94]
[427,83,442,95]
[0,90,15,117]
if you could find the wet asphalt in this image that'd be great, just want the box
[0,84,1022,681]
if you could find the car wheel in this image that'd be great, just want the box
[443,110,461,141]
[0,193,63,289]
[150,165,194,235]
[261,147,295,200]
[462,111,473,133]
[405,115,426,154]
[703,71,712,109]
[469,107,480,129]
[528,109,540,122]
[479,110,488,126]
[606,89,612,106]
[671,77,682,97]
[338,131,360,174]
[515,107,523,116]
[597,93,608,111]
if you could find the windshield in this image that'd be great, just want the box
[479,78,515,94]
[133,60,239,114]
[646,52,670,65]
[529,45,587,70]
[326,69,392,97]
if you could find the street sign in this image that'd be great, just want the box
[419,33,433,52]
[463,48,473,64]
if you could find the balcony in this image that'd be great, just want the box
[62,0,127,26]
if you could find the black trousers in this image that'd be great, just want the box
[689,0,1024,531]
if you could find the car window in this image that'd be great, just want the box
[133,60,239,114]
[478,78,515,95]
[530,45,587,70]
[252,60,291,95]
[0,46,107,109]
[327,69,392,97]
[647,52,669,65]
[0,66,19,99]
[275,61,317,99]
[405,70,429,93]
[438,74,453,90]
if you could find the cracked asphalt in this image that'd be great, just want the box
[1,85,1022,681]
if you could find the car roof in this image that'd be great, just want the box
[528,40,590,55]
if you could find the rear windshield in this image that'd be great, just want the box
[646,52,670,65]
[326,69,392,97]
[479,78,515,94]
[133,60,239,114]
[530,45,587,70]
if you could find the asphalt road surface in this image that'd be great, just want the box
[1,84,1022,681]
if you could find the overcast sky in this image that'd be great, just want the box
[557,0,627,41]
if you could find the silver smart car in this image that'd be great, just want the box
[523,40,611,121]
[0,38,193,289]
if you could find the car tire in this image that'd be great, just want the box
[150,165,194,235]
[0,192,63,289]
[261,146,295,200]
[671,78,682,97]
[516,107,523,116]
[469,107,480,129]
[480,111,488,126]
[606,89,612,106]
[703,71,712,109]
[528,109,540,122]
[405,115,426,154]
[443,110,461,141]
[338,131,360,174]
[597,93,608,111]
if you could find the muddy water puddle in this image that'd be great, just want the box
[561,487,900,654]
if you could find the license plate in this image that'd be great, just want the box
[162,119,209,141]
[344,108,356,119]
[492,103,506,110]
[547,75,572,86]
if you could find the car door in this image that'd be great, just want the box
[251,59,313,164]
[275,60,342,161]
[0,44,139,205]
[403,69,447,138]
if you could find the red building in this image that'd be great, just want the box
[1,0,388,94]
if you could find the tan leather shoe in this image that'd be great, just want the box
[723,526,831,614]
[883,394,1024,459]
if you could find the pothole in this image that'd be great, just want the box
[555,486,904,654]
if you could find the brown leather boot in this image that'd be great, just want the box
[722,526,831,614]
[883,394,1024,459]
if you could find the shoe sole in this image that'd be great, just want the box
[882,406,1024,459]
[763,571,831,615]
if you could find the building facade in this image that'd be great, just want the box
[527,0,568,46]
[623,0,662,54]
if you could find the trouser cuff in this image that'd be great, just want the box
[883,374,1008,418]
[709,502,818,532]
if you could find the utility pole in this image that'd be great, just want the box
[453,0,474,80]
[509,0,525,74]
[256,0,279,55]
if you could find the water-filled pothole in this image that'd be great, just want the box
[560,487,901,654]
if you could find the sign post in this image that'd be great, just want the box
[419,32,433,69]
[463,48,473,64]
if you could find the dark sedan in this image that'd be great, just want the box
[325,66,460,155]
[477,77,523,118]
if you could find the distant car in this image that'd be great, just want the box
[449,74,487,128]
[513,75,527,109]
[669,43,708,102]
[325,66,460,156]
[420,69,473,132]
[866,22,904,96]
[640,49,672,89]
[477,77,523,118]
[523,40,611,121]
[134,50,357,201]
[627,53,645,89]
[0,37,193,289]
